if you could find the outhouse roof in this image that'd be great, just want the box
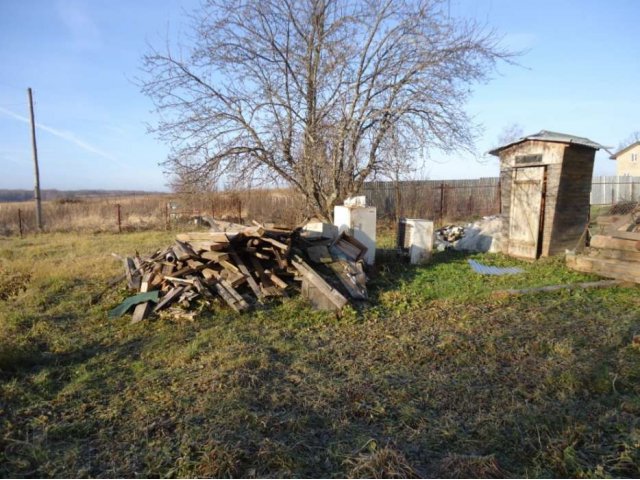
[489,130,604,156]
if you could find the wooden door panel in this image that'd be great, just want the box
[508,167,545,259]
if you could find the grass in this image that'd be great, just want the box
[1,231,639,477]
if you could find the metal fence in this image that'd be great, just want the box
[365,176,640,221]
[363,178,501,221]
[589,176,640,205]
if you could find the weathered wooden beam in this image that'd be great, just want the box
[566,252,640,283]
[153,286,185,313]
[173,240,197,261]
[291,255,348,311]
[163,276,196,286]
[261,237,288,251]
[200,251,229,262]
[229,250,264,301]
[590,235,640,252]
[131,272,153,323]
[176,232,233,243]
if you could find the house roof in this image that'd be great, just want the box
[489,130,605,156]
[609,140,640,160]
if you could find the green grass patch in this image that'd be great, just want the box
[0,231,639,477]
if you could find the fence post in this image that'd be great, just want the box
[439,182,445,224]
[116,204,122,233]
[211,200,215,220]
[164,202,169,231]
[18,208,23,238]
[237,199,242,223]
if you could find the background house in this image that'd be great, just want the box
[610,141,640,176]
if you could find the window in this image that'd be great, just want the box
[632,153,638,163]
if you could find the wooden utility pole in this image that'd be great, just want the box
[27,88,43,231]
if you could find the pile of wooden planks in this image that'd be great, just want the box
[115,222,369,322]
[566,212,640,283]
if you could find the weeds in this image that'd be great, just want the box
[0,232,639,477]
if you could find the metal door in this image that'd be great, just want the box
[508,166,545,259]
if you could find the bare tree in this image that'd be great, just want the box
[142,0,511,220]
[617,131,640,151]
[496,123,524,147]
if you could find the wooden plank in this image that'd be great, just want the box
[123,257,141,290]
[173,240,197,261]
[219,259,240,274]
[161,263,175,276]
[176,232,232,243]
[566,252,640,283]
[229,250,264,301]
[201,268,218,280]
[225,271,246,287]
[250,256,283,296]
[209,281,241,312]
[267,271,288,290]
[131,273,153,323]
[208,278,249,312]
[184,240,227,252]
[586,246,640,263]
[251,251,271,260]
[200,251,229,262]
[590,235,640,252]
[262,237,288,251]
[163,276,196,286]
[272,248,287,269]
[291,255,348,311]
[610,231,640,242]
[153,286,185,312]
[192,277,214,299]
[239,225,265,237]
[169,265,197,278]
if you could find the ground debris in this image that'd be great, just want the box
[567,207,640,284]
[111,220,369,320]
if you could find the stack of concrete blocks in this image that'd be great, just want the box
[333,197,377,266]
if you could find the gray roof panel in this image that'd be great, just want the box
[489,130,604,156]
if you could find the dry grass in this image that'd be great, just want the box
[0,231,639,477]
[0,189,306,236]
[345,443,420,478]
[438,454,504,478]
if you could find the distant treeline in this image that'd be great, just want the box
[0,189,168,203]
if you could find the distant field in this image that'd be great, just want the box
[1,231,639,477]
[0,189,304,236]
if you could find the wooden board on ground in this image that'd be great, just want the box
[586,246,640,263]
[590,235,640,252]
[131,273,153,323]
[292,256,348,311]
[566,252,640,283]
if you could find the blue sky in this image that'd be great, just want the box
[0,0,638,191]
